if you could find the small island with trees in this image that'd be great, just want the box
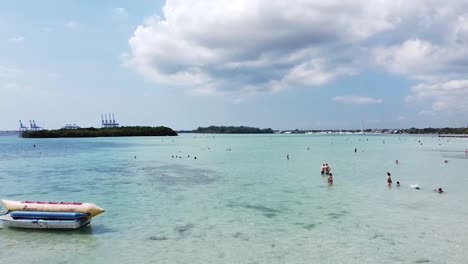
[21,126,178,138]
[179,126,275,134]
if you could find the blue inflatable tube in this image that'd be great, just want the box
[9,211,90,220]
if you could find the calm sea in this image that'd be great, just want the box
[0,133,467,264]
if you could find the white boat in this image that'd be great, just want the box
[0,213,91,229]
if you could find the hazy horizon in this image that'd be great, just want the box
[1,1,468,130]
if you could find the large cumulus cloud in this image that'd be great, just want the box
[126,0,468,111]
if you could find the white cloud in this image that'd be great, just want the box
[270,59,357,93]
[374,38,468,82]
[332,95,382,104]
[407,80,468,112]
[417,110,435,116]
[125,0,468,109]
[65,20,78,29]
[0,66,23,78]
[1,82,23,93]
[114,8,128,17]
[126,0,401,96]
[370,3,468,113]
[8,36,25,43]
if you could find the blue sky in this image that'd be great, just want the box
[1,1,468,130]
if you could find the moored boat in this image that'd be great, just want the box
[0,213,90,229]
[0,199,104,230]
[1,199,105,217]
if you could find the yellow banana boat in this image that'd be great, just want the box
[1,199,105,217]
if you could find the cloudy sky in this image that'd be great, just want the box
[1,0,468,130]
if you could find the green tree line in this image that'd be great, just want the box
[402,127,468,134]
[193,126,274,134]
[21,126,178,138]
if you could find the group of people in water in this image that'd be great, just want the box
[320,164,333,184]
[319,162,444,193]
[386,171,443,193]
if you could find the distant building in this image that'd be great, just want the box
[62,123,81,129]
[101,113,119,128]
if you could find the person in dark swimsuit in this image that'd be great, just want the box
[387,172,392,186]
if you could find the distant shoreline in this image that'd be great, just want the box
[3,126,468,136]
[20,126,178,138]
[438,135,468,138]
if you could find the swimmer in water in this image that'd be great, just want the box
[328,173,333,185]
[287,154,290,160]
[325,164,331,175]
[396,181,400,187]
[387,172,392,186]
[321,164,326,174]
[434,187,444,193]
[395,160,399,164]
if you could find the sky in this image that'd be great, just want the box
[1,0,468,130]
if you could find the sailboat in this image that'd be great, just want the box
[360,120,365,134]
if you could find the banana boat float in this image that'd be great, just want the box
[0,199,105,229]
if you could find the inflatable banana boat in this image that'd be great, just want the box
[0,199,104,229]
[1,199,105,217]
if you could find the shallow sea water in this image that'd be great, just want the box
[0,133,467,264]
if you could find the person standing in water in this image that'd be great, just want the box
[328,173,333,185]
[387,172,392,186]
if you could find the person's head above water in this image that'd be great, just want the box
[387,172,391,176]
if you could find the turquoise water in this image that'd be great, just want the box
[0,133,467,264]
